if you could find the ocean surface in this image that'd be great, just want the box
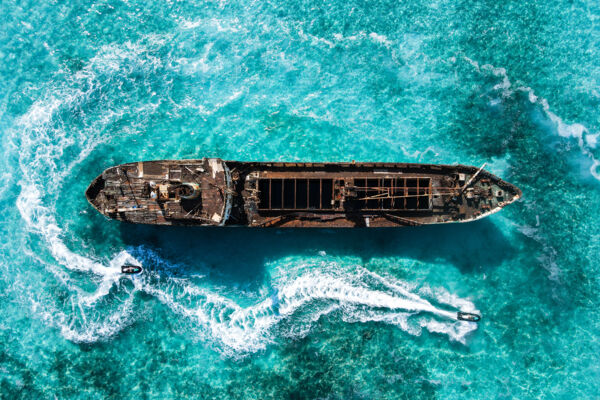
[1,0,599,398]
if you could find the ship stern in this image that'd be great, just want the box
[85,173,107,215]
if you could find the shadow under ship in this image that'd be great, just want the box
[86,158,521,228]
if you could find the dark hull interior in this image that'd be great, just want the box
[86,159,521,227]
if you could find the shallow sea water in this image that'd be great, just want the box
[1,0,600,398]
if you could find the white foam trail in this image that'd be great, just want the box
[368,32,393,47]
[178,17,244,33]
[297,27,336,48]
[329,31,393,47]
[465,56,600,181]
[32,291,136,343]
[130,257,478,357]
[11,38,479,351]
[12,41,163,342]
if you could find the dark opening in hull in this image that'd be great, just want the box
[86,159,521,227]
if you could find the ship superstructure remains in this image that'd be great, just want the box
[86,158,521,227]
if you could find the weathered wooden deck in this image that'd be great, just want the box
[86,159,521,227]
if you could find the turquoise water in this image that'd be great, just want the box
[1,0,600,398]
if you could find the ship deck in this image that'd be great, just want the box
[86,159,521,227]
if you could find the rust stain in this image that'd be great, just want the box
[85,158,521,227]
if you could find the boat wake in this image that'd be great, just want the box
[10,40,479,357]
[29,239,480,357]
[130,254,479,356]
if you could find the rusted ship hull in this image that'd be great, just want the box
[85,159,521,227]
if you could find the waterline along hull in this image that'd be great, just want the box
[85,159,521,227]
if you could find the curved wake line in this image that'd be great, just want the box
[464,56,600,181]
[133,258,478,357]
[10,38,479,355]
[11,40,168,342]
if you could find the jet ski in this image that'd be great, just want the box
[457,311,481,322]
[121,264,143,274]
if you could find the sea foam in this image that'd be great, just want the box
[12,41,165,343]
[11,39,479,356]
[132,254,478,357]
[465,56,600,181]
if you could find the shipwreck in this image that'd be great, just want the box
[85,158,521,227]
